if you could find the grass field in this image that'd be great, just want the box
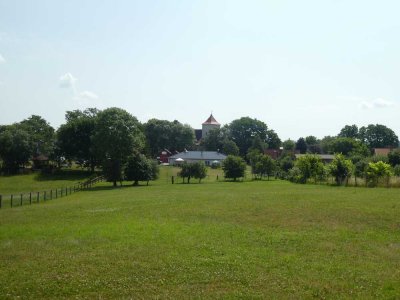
[1,167,400,298]
[0,170,94,195]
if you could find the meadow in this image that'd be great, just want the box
[0,167,399,298]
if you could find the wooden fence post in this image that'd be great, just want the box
[37,192,39,203]
[171,176,174,184]
[11,194,13,207]
[44,191,47,201]
[20,194,23,206]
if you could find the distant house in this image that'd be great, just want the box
[157,149,172,164]
[373,148,392,156]
[264,149,283,160]
[295,154,334,164]
[32,154,49,169]
[169,151,227,166]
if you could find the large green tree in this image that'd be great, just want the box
[125,152,159,186]
[19,115,55,157]
[359,124,399,148]
[93,108,145,186]
[329,137,369,156]
[0,125,31,173]
[227,117,271,156]
[202,127,226,151]
[338,125,359,139]
[222,155,247,181]
[144,119,194,157]
[57,108,100,172]
[295,138,307,154]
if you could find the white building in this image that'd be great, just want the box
[169,151,227,166]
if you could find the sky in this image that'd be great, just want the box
[0,0,399,140]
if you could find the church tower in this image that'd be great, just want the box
[202,114,220,139]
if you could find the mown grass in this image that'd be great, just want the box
[0,169,93,195]
[0,168,399,298]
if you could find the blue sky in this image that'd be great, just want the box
[0,0,399,140]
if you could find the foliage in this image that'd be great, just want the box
[202,127,226,151]
[92,108,145,186]
[369,154,389,163]
[278,155,294,173]
[178,162,207,183]
[19,115,55,157]
[393,165,400,177]
[282,139,296,151]
[57,108,100,172]
[295,138,307,154]
[144,119,194,157]
[254,155,276,180]
[227,117,271,156]
[222,139,239,156]
[338,124,359,139]
[328,154,353,185]
[359,124,399,148]
[365,161,393,187]
[293,154,324,184]
[305,135,318,146]
[330,137,369,156]
[388,149,400,167]
[265,129,282,149]
[222,155,246,181]
[249,135,267,153]
[0,126,31,173]
[125,153,159,185]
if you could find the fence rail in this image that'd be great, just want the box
[0,176,104,209]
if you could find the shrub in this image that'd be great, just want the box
[328,154,354,185]
[222,155,246,181]
[366,161,392,187]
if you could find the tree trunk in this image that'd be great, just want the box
[113,180,117,187]
[134,180,139,186]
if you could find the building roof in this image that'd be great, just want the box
[202,114,220,125]
[169,151,227,160]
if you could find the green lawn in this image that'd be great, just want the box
[0,168,399,298]
[0,169,93,195]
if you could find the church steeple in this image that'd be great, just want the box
[202,113,221,138]
[202,113,220,125]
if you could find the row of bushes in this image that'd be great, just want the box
[287,154,398,187]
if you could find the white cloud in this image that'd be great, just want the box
[360,98,395,109]
[59,73,99,106]
[59,72,77,89]
[74,90,99,101]
[0,53,5,64]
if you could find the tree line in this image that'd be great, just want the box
[0,106,399,187]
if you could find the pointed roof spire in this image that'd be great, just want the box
[202,113,220,125]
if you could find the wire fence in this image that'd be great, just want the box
[0,176,104,209]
